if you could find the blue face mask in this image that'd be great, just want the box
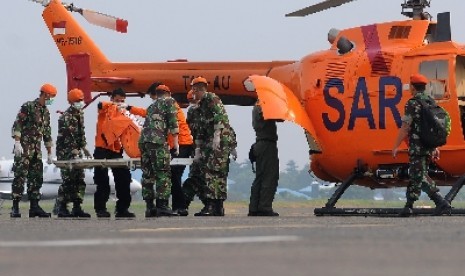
[45,98,54,106]
[73,101,84,109]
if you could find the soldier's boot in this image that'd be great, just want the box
[155,199,177,217]
[213,199,225,216]
[57,202,73,218]
[194,200,215,216]
[71,202,91,218]
[399,201,414,217]
[10,199,21,218]
[429,192,452,216]
[29,199,51,218]
[95,202,111,218]
[115,209,136,218]
[145,199,157,218]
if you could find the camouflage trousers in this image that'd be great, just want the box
[139,142,171,201]
[57,167,86,204]
[406,155,439,202]
[11,152,43,200]
[200,144,231,200]
[183,159,207,204]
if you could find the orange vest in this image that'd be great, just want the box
[95,102,142,157]
[168,102,193,148]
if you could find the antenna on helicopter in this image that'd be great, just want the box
[28,0,128,33]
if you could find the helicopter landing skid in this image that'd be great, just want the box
[314,172,465,217]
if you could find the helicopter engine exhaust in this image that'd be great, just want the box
[337,36,353,54]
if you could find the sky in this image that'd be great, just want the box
[1,0,465,170]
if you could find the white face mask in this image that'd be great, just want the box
[73,101,84,109]
[45,98,54,106]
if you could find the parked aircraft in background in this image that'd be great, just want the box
[0,158,142,201]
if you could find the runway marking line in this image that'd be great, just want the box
[0,235,299,248]
[122,223,392,232]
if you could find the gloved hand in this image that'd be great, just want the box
[47,154,53,165]
[230,148,238,161]
[82,147,92,159]
[13,141,23,157]
[71,149,80,157]
[212,129,221,150]
[173,136,180,156]
[193,147,201,161]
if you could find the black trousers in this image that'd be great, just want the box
[170,145,192,210]
[249,141,279,213]
[93,147,132,212]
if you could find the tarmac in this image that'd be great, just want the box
[1,201,464,276]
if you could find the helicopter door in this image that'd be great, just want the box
[455,56,465,139]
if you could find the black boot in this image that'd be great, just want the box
[57,201,72,218]
[29,199,51,218]
[115,209,136,218]
[155,199,177,217]
[399,201,414,217]
[71,202,91,218]
[95,208,111,218]
[429,192,451,216]
[174,208,189,216]
[194,199,215,216]
[10,199,21,218]
[213,199,225,216]
[145,199,157,218]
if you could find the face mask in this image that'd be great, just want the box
[45,98,54,106]
[73,101,84,109]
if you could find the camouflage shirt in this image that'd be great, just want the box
[11,98,52,156]
[197,92,230,141]
[403,91,433,156]
[187,104,202,142]
[139,97,179,144]
[56,105,87,160]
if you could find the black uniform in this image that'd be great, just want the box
[249,104,280,216]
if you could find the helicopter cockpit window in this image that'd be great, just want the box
[419,60,449,100]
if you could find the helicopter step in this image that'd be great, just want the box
[315,168,465,217]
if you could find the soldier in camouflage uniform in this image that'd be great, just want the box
[191,77,237,216]
[10,83,57,218]
[182,89,208,211]
[393,73,451,217]
[138,85,179,217]
[55,89,92,218]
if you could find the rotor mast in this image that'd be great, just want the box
[401,0,431,20]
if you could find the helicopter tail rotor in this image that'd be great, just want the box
[28,0,128,33]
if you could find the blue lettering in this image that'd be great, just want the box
[348,77,376,130]
[322,76,402,131]
[323,78,345,132]
[379,76,402,129]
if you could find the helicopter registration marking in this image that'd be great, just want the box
[55,36,82,47]
[323,76,403,131]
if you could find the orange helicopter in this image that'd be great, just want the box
[34,0,465,215]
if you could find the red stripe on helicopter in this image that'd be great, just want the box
[361,25,388,73]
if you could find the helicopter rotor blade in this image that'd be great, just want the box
[80,9,128,33]
[286,0,357,17]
